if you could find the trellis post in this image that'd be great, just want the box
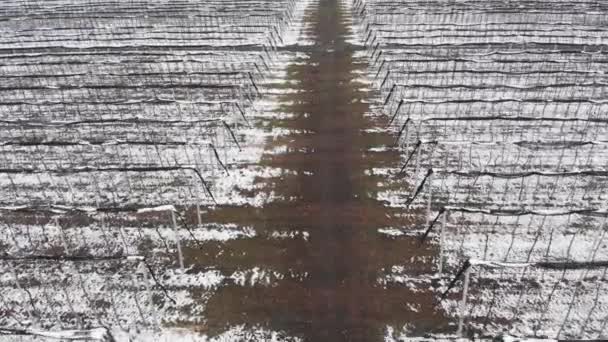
[457,265,471,337]
[170,209,185,270]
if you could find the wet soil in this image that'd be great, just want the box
[189,0,451,340]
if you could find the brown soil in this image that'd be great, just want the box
[190,0,452,340]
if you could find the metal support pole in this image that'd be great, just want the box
[425,174,433,228]
[170,210,185,270]
[439,211,447,275]
[457,266,471,337]
[196,203,202,227]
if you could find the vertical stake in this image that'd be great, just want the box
[457,266,471,337]
[414,141,423,179]
[196,203,202,227]
[170,210,185,270]
[439,211,447,275]
[425,174,433,227]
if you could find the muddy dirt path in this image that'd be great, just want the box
[188,0,450,340]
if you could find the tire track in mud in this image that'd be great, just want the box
[186,0,451,340]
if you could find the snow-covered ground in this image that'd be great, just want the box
[352,0,608,339]
[2,0,607,340]
[0,0,313,340]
